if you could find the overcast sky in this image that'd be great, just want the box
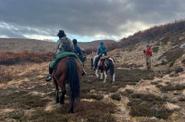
[0,0,185,42]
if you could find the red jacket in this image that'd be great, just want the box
[144,47,152,57]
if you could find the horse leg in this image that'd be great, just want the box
[95,69,99,78]
[55,90,60,103]
[60,87,66,104]
[112,73,116,83]
[103,71,107,83]
[58,75,66,105]
[54,80,60,103]
[91,58,93,70]
[68,97,75,113]
[100,71,103,80]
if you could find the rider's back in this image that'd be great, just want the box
[57,37,74,54]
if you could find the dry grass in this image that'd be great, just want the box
[0,51,53,65]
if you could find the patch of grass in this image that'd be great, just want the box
[128,98,172,119]
[0,90,50,109]
[0,69,13,82]
[0,51,53,65]
[116,69,155,82]
[18,101,116,122]
[159,47,184,67]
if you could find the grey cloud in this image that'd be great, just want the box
[0,21,53,38]
[0,0,184,38]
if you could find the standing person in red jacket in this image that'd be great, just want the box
[143,45,153,70]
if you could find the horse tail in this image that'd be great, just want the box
[67,57,80,100]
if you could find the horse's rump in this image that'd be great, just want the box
[52,57,82,89]
[105,58,114,75]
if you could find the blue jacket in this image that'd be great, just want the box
[74,45,82,56]
[97,42,107,55]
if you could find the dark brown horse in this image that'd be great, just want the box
[52,57,83,113]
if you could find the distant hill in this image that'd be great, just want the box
[0,38,56,52]
[79,40,117,53]
[0,38,117,54]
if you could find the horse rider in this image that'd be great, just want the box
[143,45,153,70]
[72,39,83,62]
[93,41,108,70]
[97,41,107,56]
[46,30,74,81]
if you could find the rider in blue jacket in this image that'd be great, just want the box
[73,39,82,57]
[97,41,107,56]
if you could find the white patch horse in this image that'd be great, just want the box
[91,55,116,83]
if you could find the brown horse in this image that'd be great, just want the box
[52,57,83,113]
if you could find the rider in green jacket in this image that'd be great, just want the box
[46,30,74,81]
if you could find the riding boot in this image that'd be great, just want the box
[45,67,53,81]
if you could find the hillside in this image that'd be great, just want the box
[118,20,185,48]
[111,20,185,70]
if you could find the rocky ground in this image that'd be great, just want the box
[0,59,185,122]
